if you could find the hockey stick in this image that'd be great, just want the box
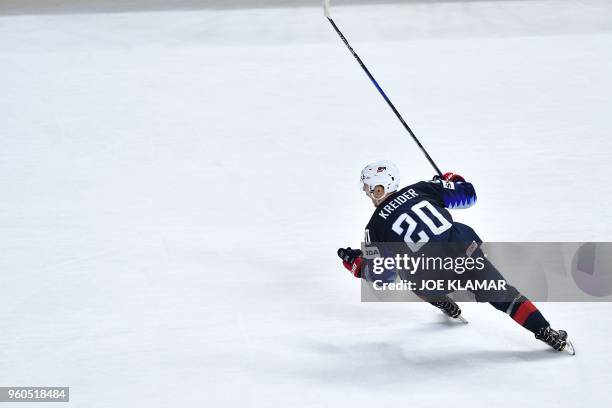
[324,0,443,176]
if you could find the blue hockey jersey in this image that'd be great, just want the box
[364,178,477,247]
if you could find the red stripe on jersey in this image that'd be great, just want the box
[513,301,537,326]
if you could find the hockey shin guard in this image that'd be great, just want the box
[490,295,549,334]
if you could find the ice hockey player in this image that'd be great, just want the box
[338,161,574,354]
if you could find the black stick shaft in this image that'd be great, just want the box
[326,16,443,176]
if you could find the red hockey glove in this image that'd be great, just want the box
[337,247,363,278]
[441,172,466,183]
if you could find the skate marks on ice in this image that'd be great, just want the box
[257,309,569,388]
[282,338,565,386]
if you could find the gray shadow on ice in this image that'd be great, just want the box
[280,338,564,386]
[412,313,474,329]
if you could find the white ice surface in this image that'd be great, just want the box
[0,0,611,407]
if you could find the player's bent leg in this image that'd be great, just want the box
[469,257,550,333]
[431,221,573,353]
[472,258,573,353]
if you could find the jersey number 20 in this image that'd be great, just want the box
[391,201,452,251]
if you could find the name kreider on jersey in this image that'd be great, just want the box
[377,188,419,220]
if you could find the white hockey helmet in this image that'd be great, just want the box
[360,161,400,194]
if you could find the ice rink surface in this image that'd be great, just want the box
[1,0,611,406]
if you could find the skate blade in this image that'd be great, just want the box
[443,313,469,324]
[564,340,576,356]
[456,315,469,324]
